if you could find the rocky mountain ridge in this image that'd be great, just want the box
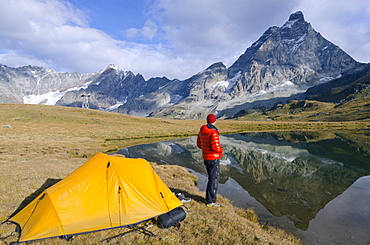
[0,11,366,120]
[0,65,96,104]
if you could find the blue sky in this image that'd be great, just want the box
[67,0,147,39]
[0,0,369,80]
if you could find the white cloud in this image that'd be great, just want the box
[141,20,158,40]
[0,51,48,67]
[124,20,158,40]
[125,28,140,40]
[0,0,369,80]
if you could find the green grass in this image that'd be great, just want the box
[237,95,370,122]
[0,103,369,244]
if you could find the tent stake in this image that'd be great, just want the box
[101,225,155,243]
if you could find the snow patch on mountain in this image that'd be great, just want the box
[23,80,94,105]
[282,18,299,29]
[212,72,241,90]
[252,81,296,98]
[279,81,295,87]
[106,99,127,111]
[213,80,229,89]
[319,74,342,83]
[170,94,183,104]
[23,90,67,105]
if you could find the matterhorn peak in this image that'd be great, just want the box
[281,10,309,31]
[288,11,305,22]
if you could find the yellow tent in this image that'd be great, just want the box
[8,152,183,243]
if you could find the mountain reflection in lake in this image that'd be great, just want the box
[118,131,370,245]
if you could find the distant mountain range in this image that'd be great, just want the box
[0,11,368,120]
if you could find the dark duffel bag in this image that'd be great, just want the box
[157,207,187,229]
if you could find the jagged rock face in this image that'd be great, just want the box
[0,65,93,103]
[228,11,357,91]
[143,11,360,119]
[305,63,370,102]
[0,11,364,119]
[58,66,175,111]
[116,62,229,118]
[235,11,359,94]
[57,67,147,109]
[186,62,229,102]
[64,11,359,119]
[115,76,181,116]
[149,62,238,119]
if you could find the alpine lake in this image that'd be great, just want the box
[117,130,370,245]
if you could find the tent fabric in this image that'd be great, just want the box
[9,152,183,242]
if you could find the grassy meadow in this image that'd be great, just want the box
[1,104,369,244]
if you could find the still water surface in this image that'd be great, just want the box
[118,131,370,245]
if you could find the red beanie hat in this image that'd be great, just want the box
[207,114,217,124]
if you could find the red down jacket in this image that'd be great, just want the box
[197,124,223,161]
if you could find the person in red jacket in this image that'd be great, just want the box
[197,114,223,207]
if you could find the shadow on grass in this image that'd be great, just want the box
[6,178,61,220]
[170,188,205,204]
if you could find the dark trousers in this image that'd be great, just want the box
[204,159,220,204]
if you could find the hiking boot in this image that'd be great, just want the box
[181,197,192,203]
[174,192,192,203]
[206,202,222,207]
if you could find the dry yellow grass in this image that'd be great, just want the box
[2,104,367,244]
